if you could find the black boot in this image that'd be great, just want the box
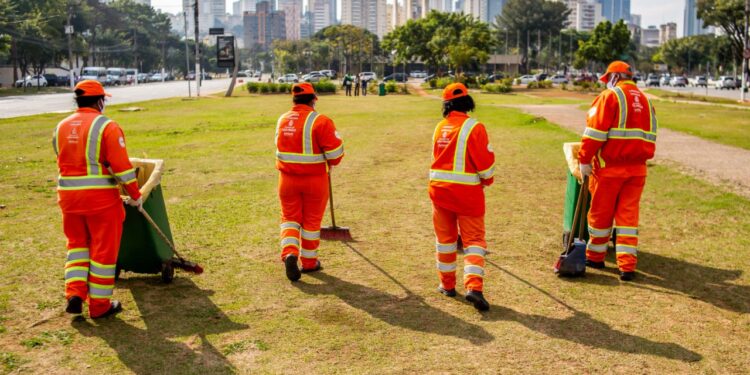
[437,286,456,297]
[586,260,605,269]
[92,300,122,319]
[285,255,301,281]
[465,290,490,311]
[619,271,635,281]
[65,296,83,314]
[301,261,322,273]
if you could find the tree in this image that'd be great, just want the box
[315,24,378,74]
[494,0,570,73]
[574,20,634,70]
[698,0,745,64]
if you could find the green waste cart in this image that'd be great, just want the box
[562,143,590,248]
[117,158,177,283]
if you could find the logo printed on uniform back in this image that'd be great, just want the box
[283,112,299,137]
[67,126,79,144]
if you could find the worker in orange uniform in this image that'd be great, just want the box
[276,83,344,281]
[429,83,495,311]
[54,80,142,318]
[578,61,657,281]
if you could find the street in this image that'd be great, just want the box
[640,82,749,101]
[0,79,231,119]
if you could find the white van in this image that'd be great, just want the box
[107,67,127,85]
[80,67,107,85]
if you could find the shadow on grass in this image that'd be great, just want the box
[293,243,493,344]
[73,277,247,375]
[486,261,703,363]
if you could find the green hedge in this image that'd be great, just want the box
[526,80,553,89]
[482,83,512,93]
[245,80,337,94]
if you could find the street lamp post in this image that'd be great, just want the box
[741,0,749,102]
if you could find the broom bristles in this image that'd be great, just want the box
[320,226,353,241]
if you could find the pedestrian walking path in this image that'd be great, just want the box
[513,104,750,198]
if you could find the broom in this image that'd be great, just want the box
[137,206,204,275]
[554,176,588,277]
[320,164,352,241]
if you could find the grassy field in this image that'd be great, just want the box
[1,91,750,373]
[0,86,71,97]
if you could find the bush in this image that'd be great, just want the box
[482,83,512,94]
[428,79,438,89]
[385,81,398,93]
[313,80,336,94]
[433,77,454,89]
[526,80,552,89]
[245,81,321,94]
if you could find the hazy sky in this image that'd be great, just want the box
[151,0,686,36]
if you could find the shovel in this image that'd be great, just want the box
[554,176,588,277]
[320,167,353,241]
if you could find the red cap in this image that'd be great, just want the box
[599,61,633,83]
[442,83,469,101]
[74,80,111,97]
[291,82,316,97]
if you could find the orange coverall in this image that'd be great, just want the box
[54,107,141,317]
[276,104,344,270]
[578,80,657,272]
[429,111,495,292]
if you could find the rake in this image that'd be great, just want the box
[320,168,352,241]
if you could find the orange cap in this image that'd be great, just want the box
[291,82,316,97]
[74,79,111,97]
[442,83,469,101]
[599,61,633,83]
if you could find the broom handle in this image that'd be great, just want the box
[327,171,337,228]
[565,175,587,253]
[137,205,184,261]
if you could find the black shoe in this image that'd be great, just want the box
[65,296,83,314]
[300,261,322,273]
[285,255,301,281]
[92,300,122,319]
[465,290,490,311]
[620,271,635,281]
[586,260,605,269]
[438,286,457,297]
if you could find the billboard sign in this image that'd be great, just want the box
[217,36,235,68]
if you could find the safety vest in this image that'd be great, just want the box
[275,111,344,164]
[582,85,658,144]
[429,118,494,186]
[53,115,137,190]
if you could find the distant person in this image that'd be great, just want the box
[578,61,658,281]
[275,83,345,281]
[361,77,368,96]
[429,83,495,311]
[343,74,352,96]
[53,80,142,319]
[354,75,360,97]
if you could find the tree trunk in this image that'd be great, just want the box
[11,37,18,82]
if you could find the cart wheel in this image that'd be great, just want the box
[161,262,174,284]
[115,266,122,281]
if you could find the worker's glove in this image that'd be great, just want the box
[579,163,592,178]
[126,197,143,208]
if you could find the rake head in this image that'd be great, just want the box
[320,225,353,241]
[172,258,204,275]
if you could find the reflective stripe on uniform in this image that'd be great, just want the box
[586,242,608,253]
[464,265,485,277]
[453,118,478,172]
[608,128,657,143]
[280,221,301,230]
[301,228,320,240]
[65,266,89,283]
[281,237,300,248]
[324,144,344,160]
[615,227,638,236]
[429,170,481,185]
[477,165,495,179]
[616,244,638,255]
[58,176,117,190]
[53,122,63,156]
[437,262,457,272]
[464,246,486,258]
[90,261,116,278]
[66,248,90,262]
[608,86,657,143]
[86,115,112,175]
[302,112,319,155]
[114,168,138,184]
[612,87,627,129]
[583,127,608,141]
[275,151,326,163]
[300,249,318,258]
[649,101,658,133]
[435,242,457,254]
[89,282,114,298]
[588,226,612,237]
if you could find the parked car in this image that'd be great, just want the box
[574,74,596,83]
[547,74,568,84]
[149,72,164,82]
[185,71,212,80]
[646,74,660,87]
[659,75,671,86]
[633,74,642,83]
[383,73,408,82]
[107,67,127,85]
[79,66,108,85]
[516,75,537,84]
[303,72,326,82]
[358,72,377,82]
[15,75,48,87]
[409,71,427,79]
[670,76,688,87]
[734,77,746,90]
[319,69,336,78]
[535,73,548,81]
[137,72,149,82]
[125,69,137,84]
[278,73,299,83]
[715,76,735,90]
[688,75,707,87]
[43,74,60,86]
[485,73,504,83]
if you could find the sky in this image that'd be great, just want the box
[150,0,687,36]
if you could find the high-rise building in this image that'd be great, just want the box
[630,13,640,27]
[598,0,629,23]
[641,25,659,47]
[301,11,314,38]
[463,0,486,22]
[562,0,601,31]
[684,0,707,36]
[387,1,407,31]
[243,1,286,50]
[341,0,387,37]
[311,0,332,33]
[279,0,302,40]
[659,22,677,44]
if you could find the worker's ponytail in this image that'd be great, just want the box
[442,95,475,118]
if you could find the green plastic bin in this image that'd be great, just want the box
[562,143,589,248]
[117,159,176,282]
